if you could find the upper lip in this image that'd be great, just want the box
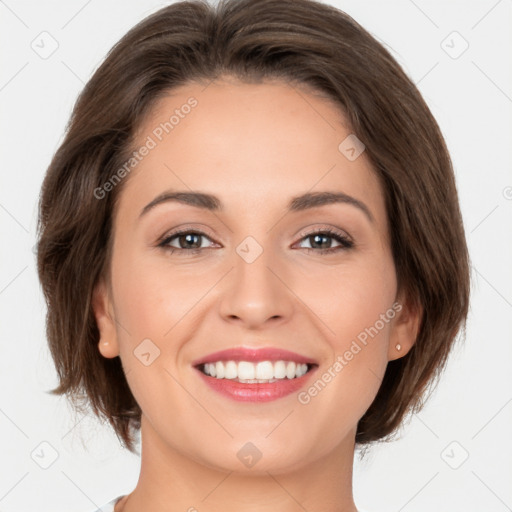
[192,347,318,367]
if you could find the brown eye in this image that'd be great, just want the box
[172,232,203,249]
[296,229,354,254]
[159,230,216,254]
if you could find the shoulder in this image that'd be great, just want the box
[89,495,125,512]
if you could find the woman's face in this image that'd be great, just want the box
[94,77,417,474]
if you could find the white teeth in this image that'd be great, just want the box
[286,361,296,379]
[255,361,274,380]
[202,360,309,381]
[215,362,225,379]
[224,361,237,379]
[238,361,255,380]
[274,360,287,379]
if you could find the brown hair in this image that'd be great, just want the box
[36,0,470,453]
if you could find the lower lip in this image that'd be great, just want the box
[195,366,317,402]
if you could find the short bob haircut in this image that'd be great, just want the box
[36,0,470,454]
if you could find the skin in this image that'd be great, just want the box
[92,76,421,512]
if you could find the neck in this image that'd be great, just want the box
[118,415,358,512]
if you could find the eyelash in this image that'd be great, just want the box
[157,226,354,256]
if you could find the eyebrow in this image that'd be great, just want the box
[139,190,374,223]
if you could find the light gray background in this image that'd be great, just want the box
[1,0,511,511]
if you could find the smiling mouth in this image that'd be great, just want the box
[196,360,317,384]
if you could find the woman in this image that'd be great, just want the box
[36,0,470,510]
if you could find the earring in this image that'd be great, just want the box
[395,343,401,351]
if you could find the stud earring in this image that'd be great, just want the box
[395,343,401,351]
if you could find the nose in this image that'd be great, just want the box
[218,243,294,329]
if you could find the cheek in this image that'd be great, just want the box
[294,249,397,351]
[111,250,208,342]
[295,274,397,448]
[109,253,198,417]
[330,279,396,360]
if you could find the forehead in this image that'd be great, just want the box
[118,78,387,233]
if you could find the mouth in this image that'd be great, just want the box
[196,360,317,383]
[192,347,319,401]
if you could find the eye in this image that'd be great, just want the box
[295,228,354,254]
[157,227,354,256]
[158,229,217,255]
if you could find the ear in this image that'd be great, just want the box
[91,278,120,359]
[387,294,422,361]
